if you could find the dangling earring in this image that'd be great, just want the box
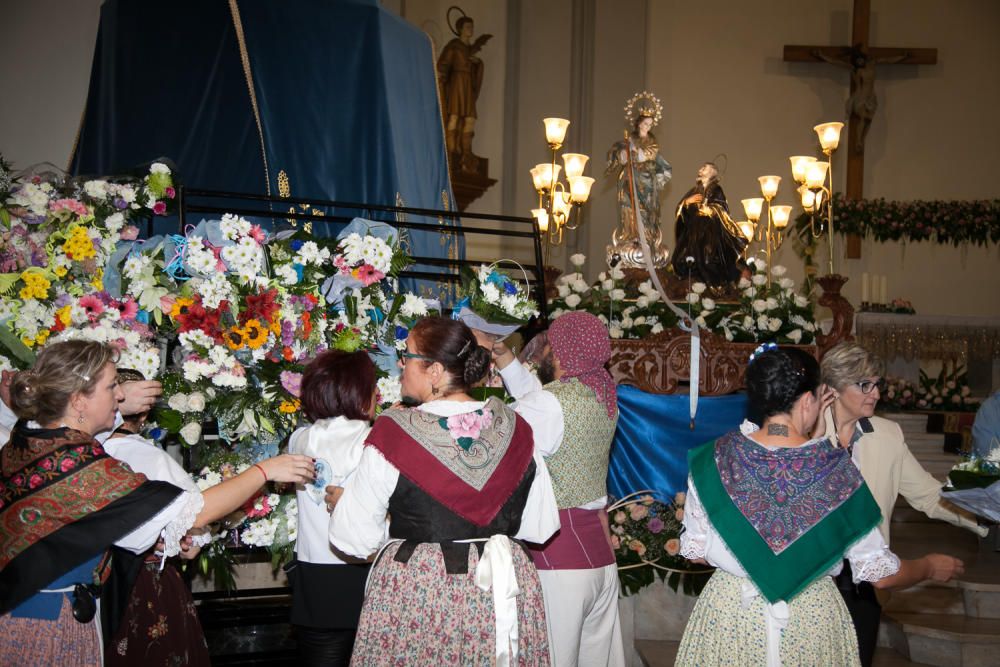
[431,385,440,396]
[78,413,85,424]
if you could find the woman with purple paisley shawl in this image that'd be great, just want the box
[329,317,559,666]
[676,347,957,667]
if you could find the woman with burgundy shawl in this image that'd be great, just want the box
[676,346,959,666]
[329,317,559,666]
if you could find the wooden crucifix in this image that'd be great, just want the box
[784,0,936,257]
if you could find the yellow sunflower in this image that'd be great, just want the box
[170,297,194,319]
[243,319,269,350]
[224,326,247,351]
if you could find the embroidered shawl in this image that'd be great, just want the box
[0,423,182,614]
[367,397,534,526]
[688,430,881,603]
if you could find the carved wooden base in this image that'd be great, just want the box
[815,273,855,355]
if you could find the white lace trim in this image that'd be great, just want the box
[850,548,900,583]
[160,491,205,557]
[679,481,709,560]
[680,533,707,561]
[187,526,214,548]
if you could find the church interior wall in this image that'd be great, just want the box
[2,0,997,318]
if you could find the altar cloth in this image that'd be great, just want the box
[607,386,747,501]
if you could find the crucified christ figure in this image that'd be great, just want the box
[812,47,909,152]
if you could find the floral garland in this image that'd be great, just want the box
[549,255,819,345]
[608,491,712,597]
[799,194,1000,246]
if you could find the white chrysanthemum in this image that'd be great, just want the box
[179,329,215,350]
[220,213,251,241]
[377,376,401,405]
[480,282,501,304]
[83,180,109,199]
[275,264,299,285]
[196,470,222,491]
[150,162,171,175]
[500,294,519,316]
[0,300,15,322]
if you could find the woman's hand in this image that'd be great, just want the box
[259,454,316,484]
[325,485,345,513]
[923,553,965,582]
[119,379,163,415]
[810,385,837,440]
[684,194,704,207]
[178,536,202,560]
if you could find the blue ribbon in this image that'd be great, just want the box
[451,296,471,320]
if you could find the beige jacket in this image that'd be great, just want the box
[822,409,986,543]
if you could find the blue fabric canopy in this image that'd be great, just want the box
[70,0,460,298]
[608,386,748,501]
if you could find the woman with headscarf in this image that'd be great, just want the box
[676,345,961,666]
[820,342,975,666]
[328,316,558,665]
[492,311,624,667]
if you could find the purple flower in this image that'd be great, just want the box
[280,370,303,398]
[114,197,128,209]
[648,517,664,534]
[281,320,295,346]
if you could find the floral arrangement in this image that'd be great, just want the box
[946,454,1000,491]
[0,161,176,371]
[879,376,919,412]
[916,365,979,412]
[549,255,818,345]
[828,194,1000,246]
[607,491,712,597]
[889,298,916,315]
[458,263,539,325]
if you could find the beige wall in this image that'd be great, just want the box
[2,0,998,316]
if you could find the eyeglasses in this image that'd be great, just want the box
[854,378,885,394]
[399,352,435,365]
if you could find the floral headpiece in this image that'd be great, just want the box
[624,91,663,128]
[453,262,539,336]
[747,342,778,366]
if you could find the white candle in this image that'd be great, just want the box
[861,272,870,303]
[880,275,888,304]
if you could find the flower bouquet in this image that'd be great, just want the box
[607,491,712,597]
[455,262,539,336]
[915,365,979,412]
[879,376,920,411]
[941,449,1000,523]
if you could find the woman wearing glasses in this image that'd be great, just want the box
[328,316,558,665]
[820,342,984,667]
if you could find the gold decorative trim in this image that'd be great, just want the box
[228,0,271,196]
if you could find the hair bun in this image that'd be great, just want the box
[462,345,491,387]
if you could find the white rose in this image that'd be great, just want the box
[752,299,768,313]
[611,289,626,300]
[609,326,624,339]
[787,328,803,344]
[779,277,795,290]
[951,394,961,404]
[602,279,614,290]
[565,293,582,308]
[695,315,707,327]
[168,393,189,412]
[651,323,664,334]
[187,392,206,412]
[570,253,586,267]
[752,274,767,286]
[766,297,778,310]
[597,272,608,281]
[635,296,649,308]
[634,316,646,326]
[686,293,700,304]
[794,295,809,308]
[757,315,770,330]
[738,277,751,289]
[768,317,782,332]
[692,282,707,294]
[572,279,589,293]
[610,267,625,280]
[701,298,716,311]
[180,421,202,445]
[771,265,787,277]
[557,285,570,298]
[621,318,634,329]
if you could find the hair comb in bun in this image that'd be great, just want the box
[747,342,778,366]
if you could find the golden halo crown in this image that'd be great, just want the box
[624,91,663,128]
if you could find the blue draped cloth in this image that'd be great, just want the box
[70,0,460,299]
[607,385,747,501]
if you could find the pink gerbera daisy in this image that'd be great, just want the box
[78,294,105,320]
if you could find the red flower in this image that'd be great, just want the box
[29,474,43,489]
[165,187,176,199]
[41,458,54,470]
[241,289,280,325]
[60,458,76,473]
[152,201,167,215]
[177,302,224,341]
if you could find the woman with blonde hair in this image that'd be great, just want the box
[820,341,979,666]
[0,340,315,665]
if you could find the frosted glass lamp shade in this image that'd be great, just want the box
[543,118,570,147]
[562,153,589,178]
[804,161,829,189]
[742,197,765,222]
[758,175,781,199]
[789,156,817,184]
[567,176,595,203]
[771,205,793,228]
[814,122,844,151]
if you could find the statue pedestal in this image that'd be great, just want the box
[449,155,496,212]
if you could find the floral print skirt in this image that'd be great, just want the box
[0,596,100,666]
[351,540,550,666]
[675,570,861,666]
[106,560,210,667]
